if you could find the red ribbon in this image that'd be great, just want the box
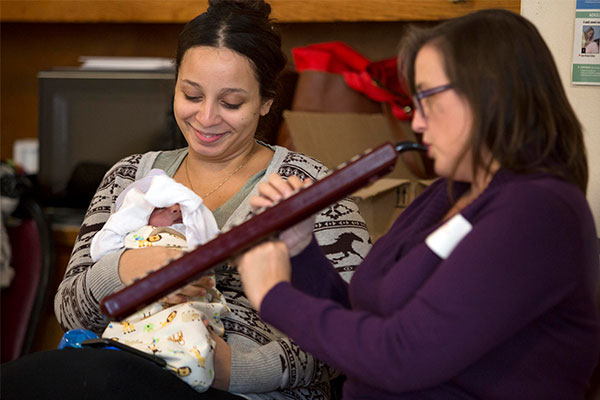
[292,41,412,120]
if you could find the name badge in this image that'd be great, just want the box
[425,214,473,259]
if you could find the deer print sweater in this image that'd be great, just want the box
[54,142,371,400]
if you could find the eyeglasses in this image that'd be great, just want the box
[412,83,454,120]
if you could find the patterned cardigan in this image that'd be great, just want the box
[54,144,371,400]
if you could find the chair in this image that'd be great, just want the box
[1,196,54,363]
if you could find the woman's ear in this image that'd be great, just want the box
[260,98,274,116]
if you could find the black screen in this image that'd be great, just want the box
[37,69,185,216]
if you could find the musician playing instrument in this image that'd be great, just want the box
[237,9,600,400]
[2,1,370,400]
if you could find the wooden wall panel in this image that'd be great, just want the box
[0,21,419,160]
[0,0,520,160]
[2,0,520,23]
[0,23,182,159]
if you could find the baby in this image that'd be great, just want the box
[129,203,186,250]
[90,169,228,392]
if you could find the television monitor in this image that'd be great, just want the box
[37,68,185,221]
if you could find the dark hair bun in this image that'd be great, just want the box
[208,0,272,20]
[177,0,285,101]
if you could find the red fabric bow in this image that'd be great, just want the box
[292,41,412,120]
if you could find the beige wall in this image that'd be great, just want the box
[521,0,600,233]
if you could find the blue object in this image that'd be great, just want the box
[58,329,99,349]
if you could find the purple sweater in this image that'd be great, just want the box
[259,170,600,399]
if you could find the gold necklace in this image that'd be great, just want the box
[185,146,255,199]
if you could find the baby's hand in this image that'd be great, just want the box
[162,275,215,305]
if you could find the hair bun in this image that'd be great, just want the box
[207,0,272,19]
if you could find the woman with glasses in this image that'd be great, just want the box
[236,9,600,399]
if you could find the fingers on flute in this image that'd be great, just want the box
[267,174,307,196]
[256,177,284,202]
[253,174,313,209]
[179,284,206,298]
[285,175,305,191]
[163,293,187,305]
[285,175,313,192]
[191,276,214,288]
[267,173,293,198]
[249,193,273,209]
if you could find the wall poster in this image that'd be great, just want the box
[572,0,600,84]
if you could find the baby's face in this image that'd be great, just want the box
[148,204,183,226]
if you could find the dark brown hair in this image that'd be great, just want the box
[175,0,286,101]
[399,9,588,192]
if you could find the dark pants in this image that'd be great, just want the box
[1,348,245,400]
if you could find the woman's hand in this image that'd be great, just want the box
[209,327,232,391]
[163,275,215,305]
[118,247,184,285]
[236,240,291,311]
[251,173,315,256]
[119,247,217,305]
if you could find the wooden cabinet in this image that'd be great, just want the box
[0,0,521,160]
[2,1,520,23]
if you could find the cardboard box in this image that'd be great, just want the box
[283,111,435,241]
[352,178,433,240]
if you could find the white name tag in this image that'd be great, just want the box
[425,214,473,259]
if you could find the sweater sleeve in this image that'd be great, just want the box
[223,148,372,394]
[290,237,351,308]
[259,181,596,393]
[227,195,370,393]
[54,155,143,333]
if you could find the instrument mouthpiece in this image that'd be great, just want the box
[395,141,427,153]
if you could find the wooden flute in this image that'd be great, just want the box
[101,141,426,320]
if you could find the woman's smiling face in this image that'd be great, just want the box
[173,46,272,160]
